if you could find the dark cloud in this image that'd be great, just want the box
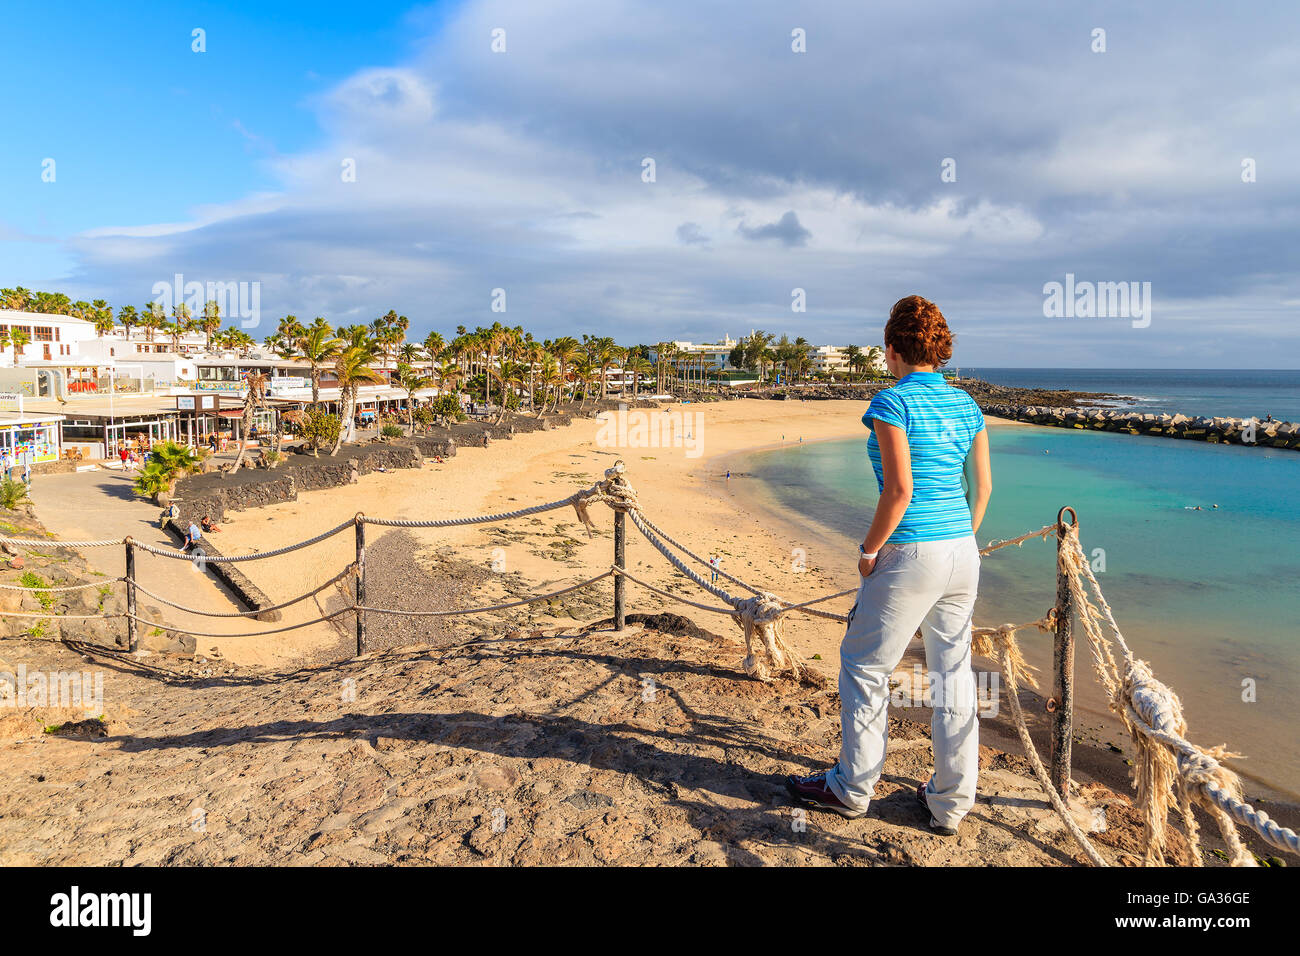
[736,211,811,247]
[42,0,1300,366]
[675,222,708,245]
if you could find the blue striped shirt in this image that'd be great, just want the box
[864,372,985,543]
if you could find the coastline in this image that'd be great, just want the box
[11,395,1298,864]
[181,399,1297,809]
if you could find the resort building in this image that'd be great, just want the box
[808,345,849,376]
[651,336,739,372]
[0,309,97,365]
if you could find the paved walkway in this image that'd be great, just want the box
[27,464,340,660]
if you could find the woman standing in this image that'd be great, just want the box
[787,296,993,836]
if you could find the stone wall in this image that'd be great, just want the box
[174,442,430,525]
[982,403,1300,450]
[161,520,283,623]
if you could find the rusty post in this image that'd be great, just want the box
[1050,506,1078,798]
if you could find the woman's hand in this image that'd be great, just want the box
[858,553,878,578]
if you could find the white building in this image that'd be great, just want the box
[809,345,849,375]
[0,309,216,369]
[651,335,739,371]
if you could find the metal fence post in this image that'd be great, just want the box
[612,474,626,631]
[124,537,138,652]
[1050,506,1078,798]
[355,514,367,656]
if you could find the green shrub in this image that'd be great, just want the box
[429,394,463,422]
[132,441,200,499]
[299,409,341,452]
[19,571,54,611]
[0,476,27,510]
[381,423,405,438]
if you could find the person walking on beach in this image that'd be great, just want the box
[786,295,993,838]
[708,555,721,585]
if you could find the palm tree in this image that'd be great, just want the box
[549,336,579,408]
[164,321,185,353]
[117,305,139,342]
[492,360,525,424]
[538,355,563,414]
[625,353,650,398]
[133,442,201,500]
[865,346,884,380]
[331,345,384,454]
[8,328,30,365]
[91,306,115,338]
[226,372,269,475]
[571,354,595,409]
[392,363,431,432]
[844,345,864,382]
[296,323,342,407]
[274,408,305,462]
[171,303,193,346]
[0,288,31,311]
[200,300,222,348]
[523,336,545,412]
[422,331,445,378]
[142,302,166,342]
[433,359,462,400]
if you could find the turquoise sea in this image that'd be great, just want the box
[733,416,1300,798]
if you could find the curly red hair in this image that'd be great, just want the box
[884,295,953,368]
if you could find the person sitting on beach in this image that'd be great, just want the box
[183,521,203,554]
[787,295,993,838]
[201,515,221,534]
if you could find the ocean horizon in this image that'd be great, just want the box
[959,368,1300,422]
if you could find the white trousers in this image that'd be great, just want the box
[824,535,981,828]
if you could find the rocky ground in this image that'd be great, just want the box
[8,600,1285,867]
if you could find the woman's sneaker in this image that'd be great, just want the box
[785,769,869,819]
[916,782,959,836]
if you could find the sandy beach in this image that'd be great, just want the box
[213,399,880,671]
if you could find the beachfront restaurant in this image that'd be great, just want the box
[0,412,65,469]
[44,396,184,460]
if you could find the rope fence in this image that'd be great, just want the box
[2,460,1294,866]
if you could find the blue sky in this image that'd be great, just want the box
[3,0,1299,366]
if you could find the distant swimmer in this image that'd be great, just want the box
[1212,503,1219,509]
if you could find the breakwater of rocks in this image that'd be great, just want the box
[983,403,1300,450]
